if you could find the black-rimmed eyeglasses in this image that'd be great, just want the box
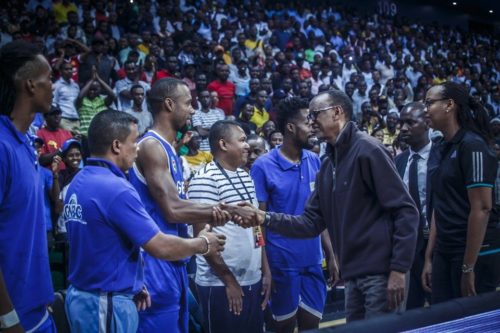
[307,106,336,122]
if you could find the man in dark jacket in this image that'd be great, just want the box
[239,89,419,322]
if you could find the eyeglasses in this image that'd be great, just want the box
[307,105,336,122]
[424,98,449,108]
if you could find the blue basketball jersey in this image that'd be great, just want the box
[129,130,188,238]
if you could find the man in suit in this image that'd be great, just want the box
[395,101,432,309]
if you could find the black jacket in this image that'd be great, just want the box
[265,121,419,280]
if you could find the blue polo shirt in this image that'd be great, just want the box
[0,116,54,330]
[65,158,160,294]
[251,147,323,267]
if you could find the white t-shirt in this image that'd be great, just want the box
[188,161,262,287]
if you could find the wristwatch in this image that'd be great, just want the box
[0,309,20,329]
[461,263,474,274]
[263,212,271,226]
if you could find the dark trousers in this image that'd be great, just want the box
[432,250,500,304]
[407,240,430,309]
[197,281,264,333]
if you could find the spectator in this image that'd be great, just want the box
[53,61,81,132]
[245,134,267,171]
[382,111,400,145]
[37,105,73,169]
[78,37,116,86]
[268,130,283,149]
[208,63,236,116]
[192,90,225,152]
[76,67,115,137]
[236,102,258,135]
[53,0,78,25]
[114,60,150,111]
[184,131,212,177]
[229,58,251,98]
[124,85,153,136]
[250,89,270,130]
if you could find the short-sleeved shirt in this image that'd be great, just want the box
[78,96,108,136]
[114,78,150,111]
[192,108,225,151]
[0,116,54,330]
[188,161,262,286]
[250,106,270,129]
[64,158,160,293]
[207,80,235,116]
[251,148,323,267]
[123,108,153,135]
[430,129,499,254]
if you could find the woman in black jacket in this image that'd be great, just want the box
[422,81,500,303]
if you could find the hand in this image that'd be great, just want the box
[211,204,231,227]
[387,271,406,310]
[179,131,193,146]
[461,271,476,297]
[325,255,340,288]
[261,268,272,310]
[51,155,62,175]
[133,286,151,311]
[225,279,244,315]
[421,259,432,293]
[198,224,226,256]
[221,201,264,228]
[91,65,98,80]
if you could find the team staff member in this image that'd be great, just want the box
[251,97,337,332]
[189,121,270,333]
[0,41,56,332]
[64,110,226,332]
[129,78,258,333]
[236,90,419,322]
[395,102,433,309]
[422,82,500,303]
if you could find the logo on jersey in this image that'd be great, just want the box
[171,157,178,174]
[63,194,86,225]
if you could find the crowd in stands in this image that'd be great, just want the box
[1,0,499,331]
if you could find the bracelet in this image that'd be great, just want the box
[198,235,210,256]
[0,309,20,329]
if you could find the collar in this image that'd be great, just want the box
[409,141,432,161]
[86,157,126,179]
[0,115,29,144]
[448,127,466,144]
[276,146,307,170]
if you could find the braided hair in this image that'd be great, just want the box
[439,81,493,143]
[0,41,41,116]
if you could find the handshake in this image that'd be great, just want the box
[210,202,265,228]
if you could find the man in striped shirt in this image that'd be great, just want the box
[188,120,271,333]
[192,90,225,152]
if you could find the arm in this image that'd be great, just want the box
[136,138,226,224]
[95,76,116,106]
[143,227,224,261]
[0,270,23,332]
[321,230,339,287]
[461,187,492,297]
[422,211,437,293]
[195,126,210,138]
[39,150,62,168]
[76,79,94,109]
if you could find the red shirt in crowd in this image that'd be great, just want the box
[36,127,73,170]
[207,80,235,116]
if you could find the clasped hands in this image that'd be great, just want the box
[210,202,264,228]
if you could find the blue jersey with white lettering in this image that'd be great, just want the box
[251,148,323,268]
[64,158,160,294]
[129,130,188,238]
[0,116,54,330]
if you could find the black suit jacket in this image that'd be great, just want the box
[395,148,433,252]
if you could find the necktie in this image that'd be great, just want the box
[409,153,421,212]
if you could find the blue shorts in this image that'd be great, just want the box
[269,264,326,321]
[196,281,264,333]
[138,256,189,333]
[65,285,138,333]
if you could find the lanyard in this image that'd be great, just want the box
[214,161,253,202]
